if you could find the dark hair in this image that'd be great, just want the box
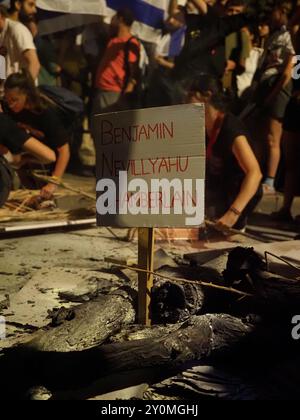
[0,5,8,17]
[226,0,247,9]
[9,0,26,13]
[275,0,294,17]
[189,75,229,112]
[4,70,45,112]
[117,8,135,27]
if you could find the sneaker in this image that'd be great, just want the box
[262,183,276,195]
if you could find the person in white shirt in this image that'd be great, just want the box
[9,0,37,24]
[237,26,263,98]
[0,5,40,80]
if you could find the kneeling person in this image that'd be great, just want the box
[4,71,71,199]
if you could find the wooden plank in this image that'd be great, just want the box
[138,228,155,326]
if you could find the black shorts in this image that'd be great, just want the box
[257,77,292,121]
[0,113,30,154]
[283,97,300,133]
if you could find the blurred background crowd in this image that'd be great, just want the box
[1,0,300,230]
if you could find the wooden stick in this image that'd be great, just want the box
[114,263,253,298]
[32,173,95,200]
[13,197,34,213]
[205,219,267,243]
[32,172,121,241]
[265,251,300,275]
[138,228,155,326]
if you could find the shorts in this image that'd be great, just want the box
[257,76,292,121]
[283,96,300,133]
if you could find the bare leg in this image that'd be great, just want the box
[266,118,283,179]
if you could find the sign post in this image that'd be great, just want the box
[138,227,155,325]
[94,104,205,325]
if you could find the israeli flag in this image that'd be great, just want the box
[0,0,173,43]
[36,0,170,42]
[106,0,169,42]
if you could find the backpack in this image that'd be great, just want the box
[39,85,84,127]
[123,36,149,108]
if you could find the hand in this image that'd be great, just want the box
[225,60,237,73]
[155,56,165,66]
[40,183,57,200]
[216,210,240,230]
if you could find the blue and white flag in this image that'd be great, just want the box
[106,0,169,42]
[0,0,175,43]
[36,0,170,42]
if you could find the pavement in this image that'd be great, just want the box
[1,175,300,399]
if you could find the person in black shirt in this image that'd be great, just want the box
[187,75,262,229]
[272,7,300,222]
[146,0,252,107]
[0,111,55,166]
[3,71,70,199]
[171,0,250,81]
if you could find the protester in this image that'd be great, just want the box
[252,1,295,194]
[0,5,40,80]
[8,0,37,24]
[3,71,70,199]
[188,75,262,229]
[148,1,251,106]
[93,8,141,116]
[236,25,263,98]
[170,0,226,81]
[223,0,251,93]
[272,6,300,222]
[0,111,56,167]
[146,7,186,107]
[258,18,270,48]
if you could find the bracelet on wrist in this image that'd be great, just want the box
[229,207,242,216]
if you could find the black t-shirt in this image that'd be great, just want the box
[0,113,30,154]
[4,103,69,151]
[184,6,219,40]
[174,13,249,80]
[206,113,249,192]
[183,6,225,79]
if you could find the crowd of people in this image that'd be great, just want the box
[0,0,300,230]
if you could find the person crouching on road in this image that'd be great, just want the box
[3,71,70,199]
[187,74,262,230]
[0,111,56,166]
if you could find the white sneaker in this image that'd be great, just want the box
[262,183,276,195]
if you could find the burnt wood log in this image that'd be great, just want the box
[108,324,183,344]
[2,314,255,392]
[27,287,136,352]
[3,313,299,399]
[151,267,205,324]
[223,247,300,316]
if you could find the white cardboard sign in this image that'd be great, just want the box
[94,104,205,228]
